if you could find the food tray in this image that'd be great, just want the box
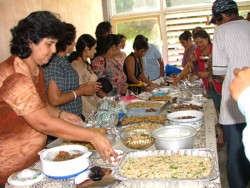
[167,102,203,112]
[126,101,168,117]
[112,148,219,182]
[149,95,171,101]
[120,115,166,126]
[126,107,161,116]
[120,122,164,132]
[126,101,167,109]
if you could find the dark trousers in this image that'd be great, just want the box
[223,123,250,188]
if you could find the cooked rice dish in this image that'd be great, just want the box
[120,154,212,179]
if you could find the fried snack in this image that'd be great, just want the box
[126,102,163,108]
[123,122,162,131]
[149,95,171,101]
[88,127,108,135]
[121,116,165,126]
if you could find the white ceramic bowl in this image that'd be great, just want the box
[39,145,92,179]
[151,125,197,150]
[167,110,203,131]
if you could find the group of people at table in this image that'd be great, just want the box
[0,0,250,187]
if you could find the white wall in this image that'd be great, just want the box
[0,0,104,62]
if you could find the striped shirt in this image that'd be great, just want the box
[212,20,250,125]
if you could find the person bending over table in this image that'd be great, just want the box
[0,11,116,185]
[123,34,159,94]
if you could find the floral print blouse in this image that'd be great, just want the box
[92,55,127,95]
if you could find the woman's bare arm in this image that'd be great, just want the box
[23,108,116,160]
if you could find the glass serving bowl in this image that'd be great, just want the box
[120,129,155,150]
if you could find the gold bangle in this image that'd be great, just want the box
[71,90,77,100]
[58,110,63,118]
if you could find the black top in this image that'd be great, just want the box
[123,52,143,84]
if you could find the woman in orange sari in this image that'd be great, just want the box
[0,11,116,185]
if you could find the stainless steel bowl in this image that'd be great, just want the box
[151,125,197,150]
[120,129,155,149]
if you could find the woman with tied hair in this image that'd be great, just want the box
[69,34,106,118]
[92,34,128,97]
[115,34,127,66]
[123,34,159,94]
[179,30,196,68]
[0,11,116,185]
[95,21,112,58]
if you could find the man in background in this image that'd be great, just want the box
[143,40,164,81]
[211,0,250,187]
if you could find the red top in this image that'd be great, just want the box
[195,44,222,94]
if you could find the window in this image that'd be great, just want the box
[166,0,213,8]
[108,0,250,67]
[112,15,161,55]
[112,0,160,14]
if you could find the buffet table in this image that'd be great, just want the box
[91,99,221,188]
[6,99,221,188]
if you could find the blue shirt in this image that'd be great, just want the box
[143,43,162,80]
[43,55,82,117]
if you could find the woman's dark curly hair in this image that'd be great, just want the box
[193,29,212,44]
[10,11,63,59]
[68,34,96,63]
[133,34,149,51]
[179,30,192,41]
[95,21,112,39]
[56,22,76,53]
[95,34,121,57]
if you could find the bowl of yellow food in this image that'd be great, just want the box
[120,129,154,150]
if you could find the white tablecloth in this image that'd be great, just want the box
[6,100,221,188]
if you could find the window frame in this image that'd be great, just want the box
[106,0,250,67]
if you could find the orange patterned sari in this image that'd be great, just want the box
[0,56,47,184]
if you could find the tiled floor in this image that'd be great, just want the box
[218,146,229,188]
[218,145,250,188]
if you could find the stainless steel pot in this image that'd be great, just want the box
[151,125,197,150]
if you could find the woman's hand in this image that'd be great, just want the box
[197,71,209,78]
[91,133,117,163]
[150,82,159,89]
[173,77,181,86]
[78,82,102,96]
[120,83,128,95]
[59,111,84,125]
